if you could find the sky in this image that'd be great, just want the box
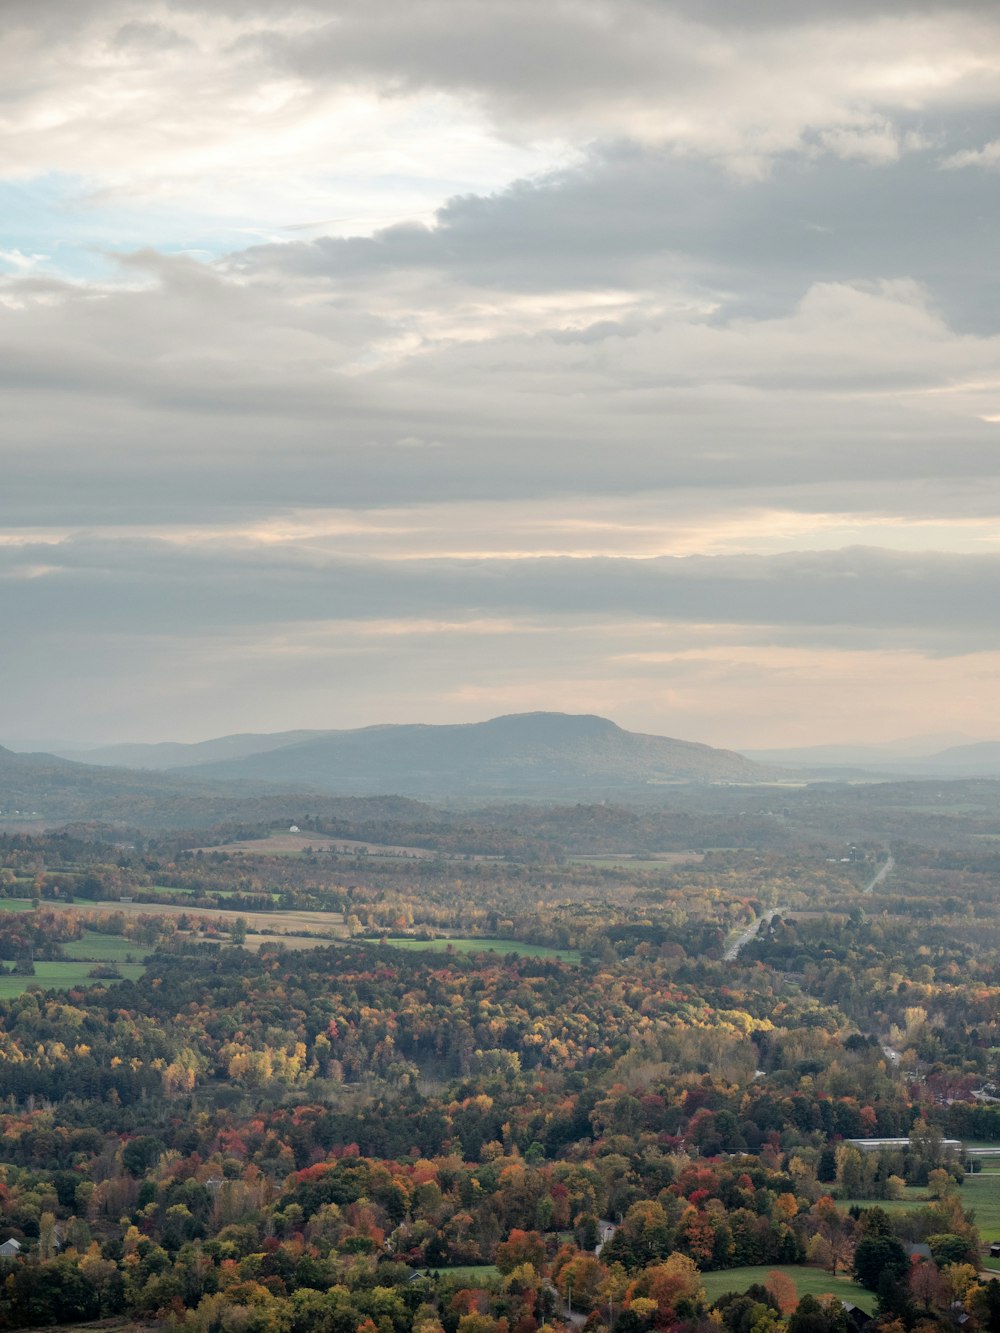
[3,0,1000,751]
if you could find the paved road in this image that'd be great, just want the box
[725,850,894,960]
[863,851,895,895]
[723,910,780,961]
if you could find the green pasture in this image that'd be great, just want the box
[961,1173,1000,1242]
[0,960,145,997]
[699,1266,875,1312]
[839,1174,1000,1244]
[210,889,280,901]
[0,900,37,913]
[836,1189,925,1213]
[379,936,581,963]
[435,1265,500,1282]
[65,931,146,963]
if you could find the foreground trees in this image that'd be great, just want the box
[0,822,995,1332]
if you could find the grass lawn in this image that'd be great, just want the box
[0,899,37,913]
[435,1265,500,1282]
[700,1266,875,1313]
[0,960,145,997]
[961,1173,1000,1241]
[379,937,581,963]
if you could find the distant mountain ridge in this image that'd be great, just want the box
[745,736,1000,778]
[899,741,1000,777]
[0,742,315,828]
[68,712,771,793]
[77,731,324,771]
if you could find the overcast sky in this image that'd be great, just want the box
[3,0,1000,750]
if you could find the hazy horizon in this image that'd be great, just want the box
[2,716,990,762]
[4,0,1000,748]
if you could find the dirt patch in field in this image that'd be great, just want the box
[569,851,705,866]
[195,831,439,858]
[52,899,347,940]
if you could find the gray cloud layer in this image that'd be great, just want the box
[3,539,996,651]
[3,0,1000,744]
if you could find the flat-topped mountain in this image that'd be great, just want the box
[1,715,774,824]
[146,711,770,793]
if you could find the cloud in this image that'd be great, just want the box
[3,246,1000,533]
[943,138,1000,170]
[1,0,1000,745]
[2,0,998,243]
[3,537,1000,748]
[1,537,997,650]
[235,132,1000,332]
[255,1,1000,160]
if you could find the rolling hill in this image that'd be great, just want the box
[168,712,772,794]
[0,744,318,830]
[73,730,324,771]
[2,714,774,825]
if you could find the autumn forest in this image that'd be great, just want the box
[0,782,1000,1333]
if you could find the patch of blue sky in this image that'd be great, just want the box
[0,173,278,283]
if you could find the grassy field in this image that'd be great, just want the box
[700,1266,875,1312]
[837,1188,926,1212]
[839,1175,1000,1245]
[569,853,703,869]
[49,899,346,937]
[210,888,280,900]
[124,885,283,905]
[379,936,581,963]
[0,899,38,913]
[435,1265,500,1282]
[961,1173,1000,1241]
[196,831,439,859]
[0,960,146,997]
[65,931,147,963]
[241,933,337,953]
